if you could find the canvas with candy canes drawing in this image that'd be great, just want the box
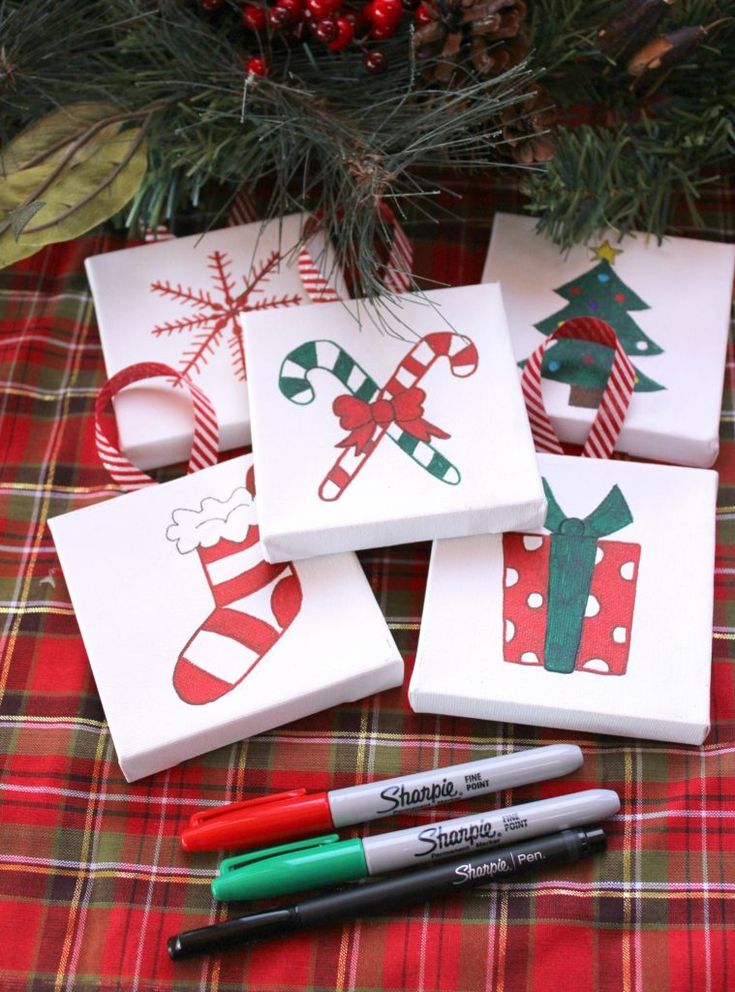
[85,213,345,471]
[482,212,735,468]
[244,284,547,562]
[48,454,403,781]
[410,452,717,745]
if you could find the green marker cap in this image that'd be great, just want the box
[211,833,368,902]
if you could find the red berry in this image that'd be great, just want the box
[269,4,292,27]
[414,2,433,24]
[371,21,397,37]
[280,0,304,15]
[340,10,359,25]
[363,49,387,73]
[306,0,341,17]
[245,56,268,75]
[242,4,267,29]
[370,0,402,24]
[327,15,355,48]
[313,16,338,40]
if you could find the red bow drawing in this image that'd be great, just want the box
[332,386,450,456]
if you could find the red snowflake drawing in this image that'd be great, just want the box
[149,249,301,381]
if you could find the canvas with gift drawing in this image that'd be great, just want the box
[85,213,343,470]
[410,453,717,744]
[482,212,735,467]
[243,283,546,562]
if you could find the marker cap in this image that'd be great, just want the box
[211,834,368,902]
[181,790,333,853]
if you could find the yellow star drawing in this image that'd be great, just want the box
[590,240,623,264]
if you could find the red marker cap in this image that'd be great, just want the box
[181,789,334,852]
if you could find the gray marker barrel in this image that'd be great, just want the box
[326,743,583,828]
[361,788,620,875]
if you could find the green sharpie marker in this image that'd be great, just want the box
[212,788,620,902]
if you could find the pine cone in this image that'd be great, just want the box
[501,87,557,163]
[413,0,529,83]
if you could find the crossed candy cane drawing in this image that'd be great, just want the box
[279,332,479,501]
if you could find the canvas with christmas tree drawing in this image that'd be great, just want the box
[483,212,735,468]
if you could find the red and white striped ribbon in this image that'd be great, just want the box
[378,202,413,294]
[94,363,219,489]
[298,199,414,302]
[227,189,258,226]
[143,225,175,243]
[297,244,343,303]
[521,316,636,460]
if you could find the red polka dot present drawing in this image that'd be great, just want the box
[48,368,402,782]
[410,319,718,745]
[482,212,735,468]
[502,479,641,678]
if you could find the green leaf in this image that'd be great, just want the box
[0,102,122,175]
[0,115,148,268]
[8,200,46,238]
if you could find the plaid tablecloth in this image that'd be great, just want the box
[1,176,734,992]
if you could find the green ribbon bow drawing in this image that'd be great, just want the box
[542,478,634,674]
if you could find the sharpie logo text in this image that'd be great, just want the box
[377,778,460,814]
[454,858,510,882]
[415,819,502,857]
[453,850,543,884]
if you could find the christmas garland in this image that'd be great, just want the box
[1,0,733,292]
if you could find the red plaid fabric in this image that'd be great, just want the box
[1,174,734,991]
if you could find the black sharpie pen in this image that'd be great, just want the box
[168,827,606,960]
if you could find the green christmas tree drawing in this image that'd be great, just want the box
[532,240,665,409]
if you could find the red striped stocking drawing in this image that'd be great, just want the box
[95,365,302,706]
[166,467,303,705]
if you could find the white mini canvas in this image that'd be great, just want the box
[410,453,717,745]
[482,213,735,467]
[245,284,547,562]
[49,455,403,781]
[85,214,343,470]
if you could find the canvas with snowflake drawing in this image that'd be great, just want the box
[86,213,344,471]
[48,454,403,782]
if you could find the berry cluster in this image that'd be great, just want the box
[199,0,420,74]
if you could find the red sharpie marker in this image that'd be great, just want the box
[181,744,582,852]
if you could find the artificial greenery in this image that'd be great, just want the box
[526,0,735,245]
[1,0,733,289]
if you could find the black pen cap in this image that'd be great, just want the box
[578,827,607,856]
[168,907,296,960]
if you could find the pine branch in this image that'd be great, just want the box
[522,111,735,246]
[3,0,733,280]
